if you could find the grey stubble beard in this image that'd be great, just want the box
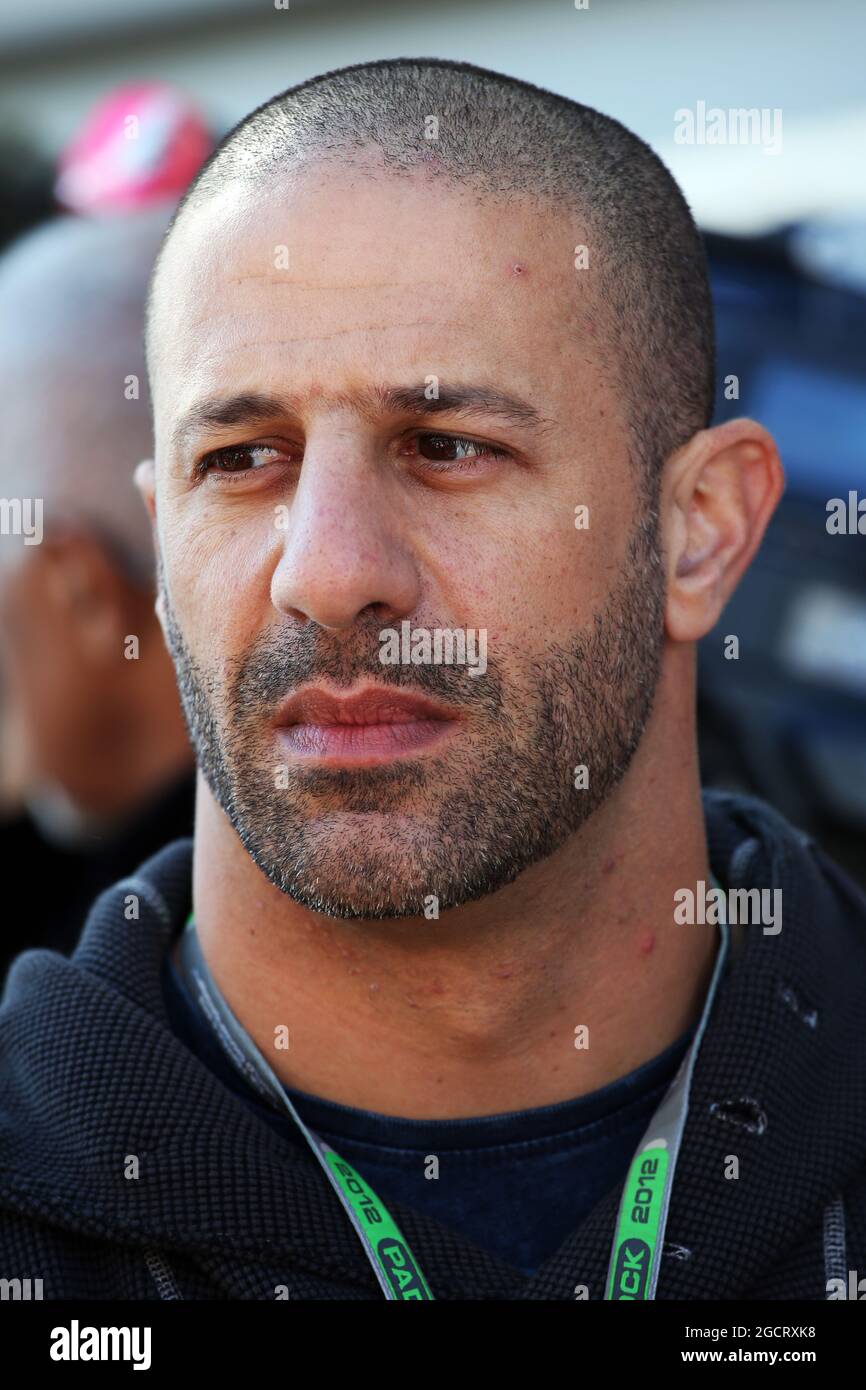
[159,506,666,920]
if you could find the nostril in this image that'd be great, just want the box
[709,1096,768,1135]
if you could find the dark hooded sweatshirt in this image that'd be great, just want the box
[1,789,865,1301]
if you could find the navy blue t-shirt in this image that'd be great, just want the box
[162,950,693,1276]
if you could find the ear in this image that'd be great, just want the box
[134,457,157,524]
[134,458,167,635]
[664,418,784,643]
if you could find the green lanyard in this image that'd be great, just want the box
[606,905,729,1298]
[178,902,728,1301]
[178,919,433,1300]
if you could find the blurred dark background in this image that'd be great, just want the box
[701,228,866,885]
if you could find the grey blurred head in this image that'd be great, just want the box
[0,206,173,582]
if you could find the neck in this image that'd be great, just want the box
[190,704,719,1120]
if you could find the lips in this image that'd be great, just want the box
[275,685,458,727]
[273,684,461,765]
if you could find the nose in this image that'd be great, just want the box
[270,429,421,630]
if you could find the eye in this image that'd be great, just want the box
[406,433,512,470]
[197,443,297,480]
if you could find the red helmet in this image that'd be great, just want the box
[56,81,212,212]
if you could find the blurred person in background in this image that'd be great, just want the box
[0,209,194,975]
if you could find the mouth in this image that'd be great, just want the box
[273,683,462,766]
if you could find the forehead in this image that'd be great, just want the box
[149,163,598,441]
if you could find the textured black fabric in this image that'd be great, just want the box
[0,770,195,978]
[0,789,865,1300]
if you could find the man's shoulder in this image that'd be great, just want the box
[1,834,194,997]
[702,786,866,924]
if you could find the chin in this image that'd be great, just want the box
[276,867,439,922]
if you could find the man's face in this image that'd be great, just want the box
[148,162,666,918]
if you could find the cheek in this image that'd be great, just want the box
[159,502,281,658]
[435,509,611,654]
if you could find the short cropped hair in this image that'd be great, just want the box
[148,58,715,487]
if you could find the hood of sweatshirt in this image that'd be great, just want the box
[1,789,865,1300]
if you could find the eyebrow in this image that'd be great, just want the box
[170,382,548,453]
[375,383,546,429]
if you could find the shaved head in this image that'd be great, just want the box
[0,208,171,581]
[148,57,715,488]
